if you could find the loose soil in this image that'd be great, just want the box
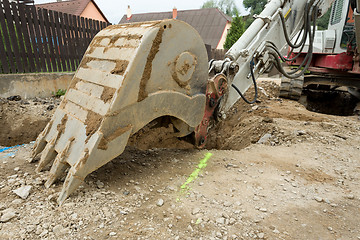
[0,80,359,240]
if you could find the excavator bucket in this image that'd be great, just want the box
[31,19,208,204]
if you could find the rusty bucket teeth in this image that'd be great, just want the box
[32,19,209,205]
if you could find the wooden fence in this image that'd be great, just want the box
[0,0,111,74]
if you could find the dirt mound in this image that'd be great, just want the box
[0,97,60,147]
[206,81,279,150]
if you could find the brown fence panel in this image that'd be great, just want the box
[0,1,10,73]
[18,3,36,72]
[0,0,110,74]
[3,0,23,72]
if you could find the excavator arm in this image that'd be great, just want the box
[32,0,335,204]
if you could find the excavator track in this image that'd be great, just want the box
[31,19,208,204]
[279,76,304,100]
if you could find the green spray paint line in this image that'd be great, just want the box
[179,152,213,195]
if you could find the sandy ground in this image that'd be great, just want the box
[0,81,359,240]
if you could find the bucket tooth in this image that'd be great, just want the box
[44,139,73,188]
[45,160,68,188]
[36,133,58,172]
[57,168,84,205]
[31,121,53,162]
[31,19,209,204]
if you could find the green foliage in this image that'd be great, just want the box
[243,0,267,28]
[53,89,66,97]
[201,0,239,16]
[224,15,245,49]
[317,8,331,30]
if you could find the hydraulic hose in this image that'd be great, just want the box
[232,59,258,104]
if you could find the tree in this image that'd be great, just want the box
[243,0,267,28]
[224,14,245,49]
[201,0,239,17]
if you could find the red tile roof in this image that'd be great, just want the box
[119,8,232,49]
[36,0,109,23]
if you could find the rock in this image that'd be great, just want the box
[259,208,267,212]
[257,134,272,144]
[216,217,225,225]
[192,208,200,215]
[156,199,164,207]
[273,229,280,234]
[53,225,64,236]
[7,95,21,101]
[258,233,265,239]
[109,232,117,236]
[39,230,48,237]
[296,130,306,136]
[70,213,78,220]
[13,185,32,199]
[314,196,323,202]
[1,208,16,222]
[346,194,355,199]
[96,180,104,189]
[47,105,54,111]
[14,167,20,171]
[11,199,23,206]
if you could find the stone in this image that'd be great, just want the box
[96,180,104,189]
[0,208,16,222]
[257,134,272,144]
[258,233,265,239]
[216,217,225,225]
[11,199,23,206]
[259,208,267,212]
[192,208,200,215]
[314,196,323,202]
[346,194,355,199]
[273,229,280,234]
[156,199,164,207]
[109,232,117,236]
[13,185,32,199]
[53,225,64,236]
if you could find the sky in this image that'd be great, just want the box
[34,0,247,24]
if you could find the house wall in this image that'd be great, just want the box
[216,21,231,50]
[81,1,107,22]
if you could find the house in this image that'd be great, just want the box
[36,0,109,23]
[119,7,232,50]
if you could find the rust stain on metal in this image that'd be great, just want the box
[98,125,132,150]
[100,86,116,103]
[138,26,164,102]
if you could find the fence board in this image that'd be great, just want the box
[54,11,66,71]
[11,2,29,72]
[72,15,80,66]
[42,9,57,72]
[0,0,110,74]
[18,3,36,72]
[0,3,10,73]
[58,12,70,71]
[3,0,23,72]
[30,5,47,72]
[63,13,75,71]
[48,10,61,72]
